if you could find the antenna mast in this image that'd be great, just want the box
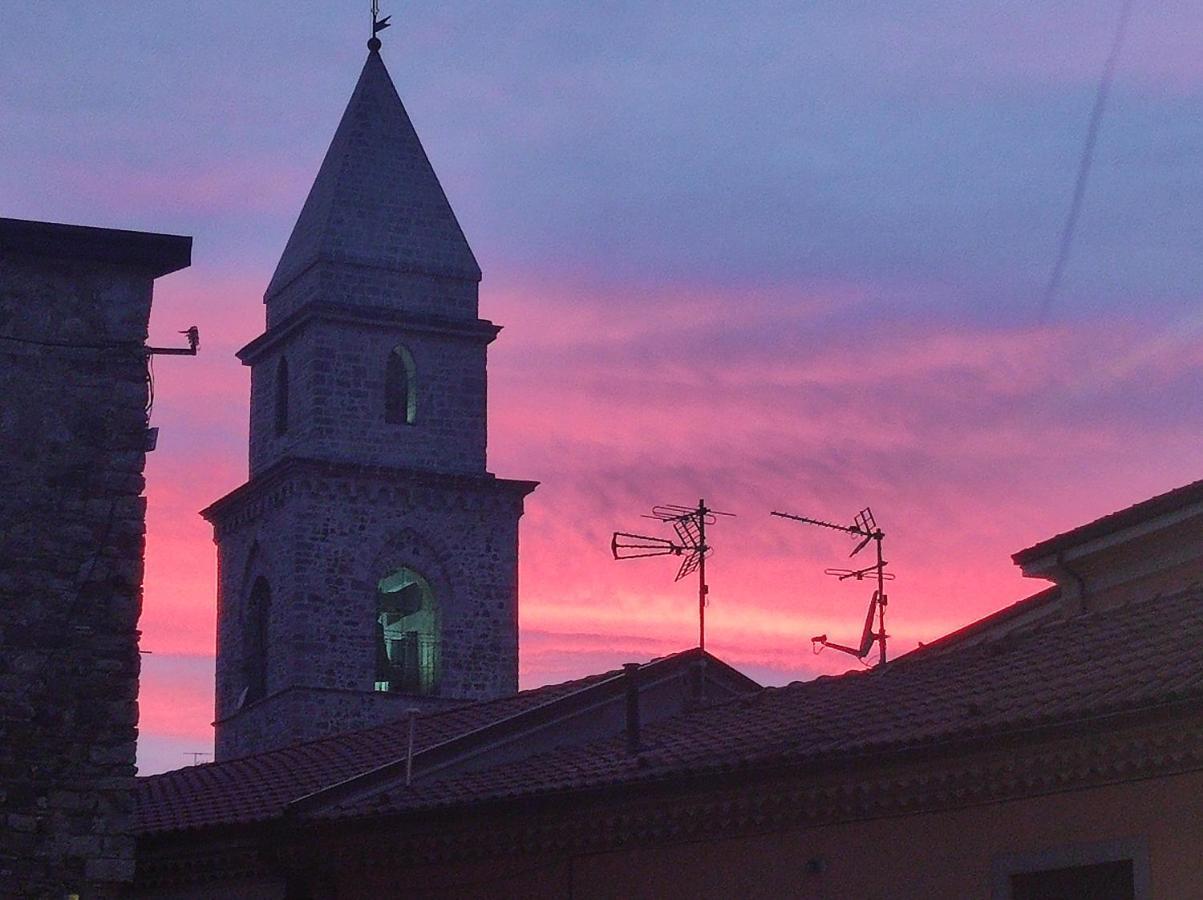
[611,499,733,651]
[771,506,892,666]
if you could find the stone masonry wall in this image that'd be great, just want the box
[248,317,490,478]
[0,256,151,894]
[211,464,528,760]
[264,263,480,329]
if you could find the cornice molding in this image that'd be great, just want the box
[238,301,499,365]
[203,456,537,535]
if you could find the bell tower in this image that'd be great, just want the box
[204,39,536,761]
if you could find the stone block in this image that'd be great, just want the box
[84,856,135,883]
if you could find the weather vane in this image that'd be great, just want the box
[611,499,733,651]
[369,0,392,51]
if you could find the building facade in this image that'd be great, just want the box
[0,218,190,896]
[204,45,536,761]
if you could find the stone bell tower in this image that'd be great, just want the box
[204,39,536,761]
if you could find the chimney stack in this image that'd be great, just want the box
[623,663,641,754]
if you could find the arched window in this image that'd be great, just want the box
[274,357,289,436]
[243,576,270,705]
[374,567,439,694]
[384,345,417,425]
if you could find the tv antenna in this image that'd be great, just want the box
[611,499,733,651]
[771,506,891,666]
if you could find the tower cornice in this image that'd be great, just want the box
[202,455,538,530]
[236,301,501,366]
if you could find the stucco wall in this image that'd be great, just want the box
[343,766,1203,899]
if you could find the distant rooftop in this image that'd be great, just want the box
[134,649,758,835]
[0,217,191,278]
[1013,478,1203,566]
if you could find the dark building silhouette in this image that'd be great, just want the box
[204,44,536,762]
[0,218,189,897]
[112,31,1203,900]
[135,482,1203,898]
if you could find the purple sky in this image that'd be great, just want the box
[4,2,1202,774]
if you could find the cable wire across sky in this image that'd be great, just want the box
[1039,0,1136,323]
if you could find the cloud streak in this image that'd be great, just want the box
[4,3,1202,772]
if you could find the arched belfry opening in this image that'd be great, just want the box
[375,567,439,694]
[274,357,289,436]
[243,576,271,706]
[385,344,416,425]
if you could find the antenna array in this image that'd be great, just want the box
[771,506,891,666]
[611,499,733,651]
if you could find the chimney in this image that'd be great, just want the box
[690,654,707,706]
[623,662,641,754]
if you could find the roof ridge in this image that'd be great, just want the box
[282,649,721,814]
[1013,476,1203,564]
[138,659,682,781]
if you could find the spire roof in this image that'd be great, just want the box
[266,50,481,299]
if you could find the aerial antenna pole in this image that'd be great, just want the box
[697,507,707,649]
[771,506,893,666]
[611,499,733,651]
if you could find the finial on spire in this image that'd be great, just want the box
[369,0,391,52]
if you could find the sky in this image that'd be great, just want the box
[3,2,1202,775]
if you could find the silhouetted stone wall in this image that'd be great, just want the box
[0,220,188,896]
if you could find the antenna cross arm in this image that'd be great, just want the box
[824,566,895,582]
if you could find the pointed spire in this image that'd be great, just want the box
[266,50,481,301]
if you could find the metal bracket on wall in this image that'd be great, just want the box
[145,326,199,356]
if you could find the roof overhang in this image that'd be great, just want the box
[0,217,192,278]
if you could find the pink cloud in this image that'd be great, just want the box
[138,655,214,742]
[135,271,1203,771]
[57,160,315,218]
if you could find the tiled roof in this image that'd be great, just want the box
[1012,478,1203,565]
[317,588,1203,821]
[134,667,618,835]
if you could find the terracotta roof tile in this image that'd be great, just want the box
[320,589,1203,821]
[134,667,618,834]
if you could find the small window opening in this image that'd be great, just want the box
[375,567,439,694]
[1011,860,1134,900]
[274,357,289,436]
[244,576,270,704]
[385,345,417,425]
